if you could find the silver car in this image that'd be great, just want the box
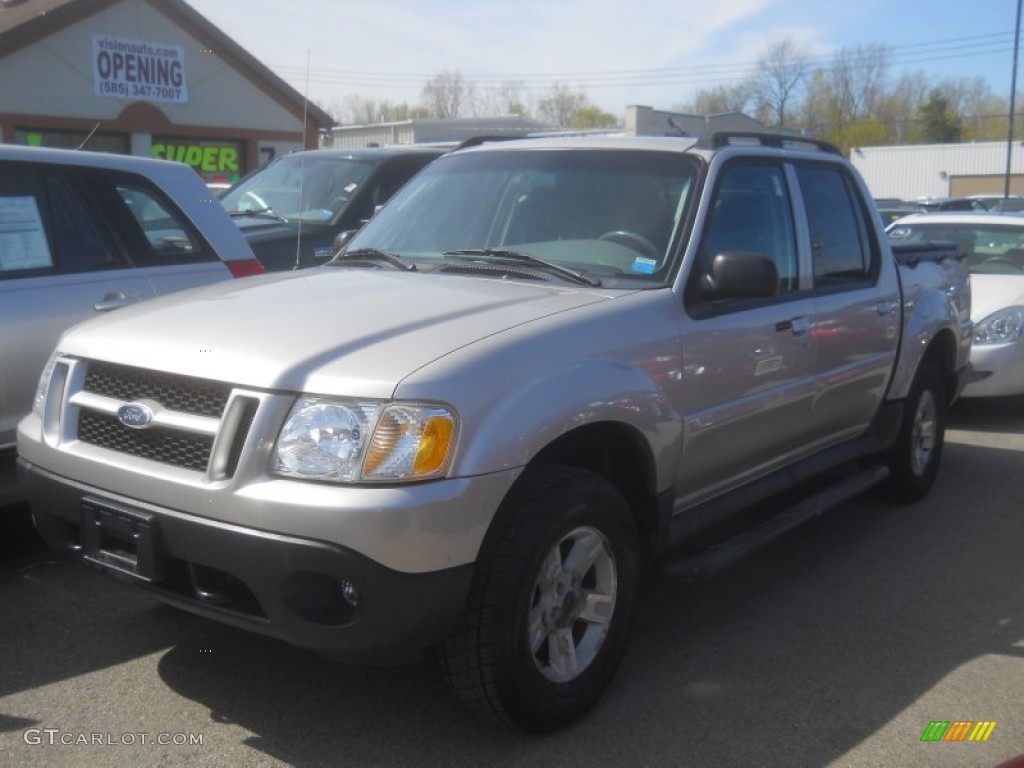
[0,145,263,505]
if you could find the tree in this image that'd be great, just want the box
[874,71,931,143]
[753,37,810,127]
[830,44,890,124]
[676,83,753,115]
[537,83,588,127]
[476,80,531,117]
[916,89,963,143]
[420,70,474,118]
[567,105,619,130]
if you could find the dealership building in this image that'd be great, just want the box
[0,0,332,184]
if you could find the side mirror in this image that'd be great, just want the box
[702,251,779,299]
[332,229,358,253]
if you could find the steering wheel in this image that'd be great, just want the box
[597,230,658,254]
[982,256,1023,270]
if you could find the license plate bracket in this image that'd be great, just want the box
[81,498,166,582]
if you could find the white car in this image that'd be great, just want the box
[888,212,1024,397]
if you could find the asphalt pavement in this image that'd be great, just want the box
[2,396,1023,767]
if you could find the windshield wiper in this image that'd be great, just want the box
[442,249,600,287]
[329,248,415,271]
[229,207,288,223]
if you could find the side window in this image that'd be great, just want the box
[77,169,213,267]
[795,166,875,285]
[357,157,435,223]
[0,167,55,277]
[697,163,798,294]
[47,174,118,272]
[115,184,203,261]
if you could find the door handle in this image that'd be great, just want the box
[775,316,810,335]
[877,300,899,316]
[93,292,140,312]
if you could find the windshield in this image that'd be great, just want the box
[221,154,376,222]
[344,148,698,282]
[888,221,1024,275]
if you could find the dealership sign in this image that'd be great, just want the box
[93,35,188,104]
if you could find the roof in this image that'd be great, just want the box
[0,0,333,128]
[453,132,841,159]
[455,135,702,154]
[888,211,1024,227]
[0,141,208,172]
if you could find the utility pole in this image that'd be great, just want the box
[1005,0,1022,198]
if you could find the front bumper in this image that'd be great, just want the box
[963,340,1024,397]
[19,457,476,657]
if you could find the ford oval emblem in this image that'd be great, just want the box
[117,403,154,430]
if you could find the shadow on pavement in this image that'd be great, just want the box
[153,437,1024,767]
[949,395,1024,433]
[0,502,219,702]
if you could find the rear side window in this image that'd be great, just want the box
[796,166,876,286]
[78,169,214,266]
[116,184,202,261]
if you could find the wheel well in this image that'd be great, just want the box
[529,422,659,557]
[921,328,958,404]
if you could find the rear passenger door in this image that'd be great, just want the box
[793,164,900,444]
[678,160,818,507]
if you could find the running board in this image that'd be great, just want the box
[660,463,890,578]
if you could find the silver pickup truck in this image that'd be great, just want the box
[17,133,971,731]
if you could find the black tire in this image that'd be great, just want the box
[440,465,640,732]
[886,363,946,502]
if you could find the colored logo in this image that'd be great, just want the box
[920,720,996,742]
[116,403,154,430]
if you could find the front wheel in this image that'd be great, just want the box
[886,363,946,502]
[440,466,640,732]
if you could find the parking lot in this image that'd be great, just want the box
[2,396,1023,768]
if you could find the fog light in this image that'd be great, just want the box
[340,580,359,607]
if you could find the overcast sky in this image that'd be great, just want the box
[184,0,1021,116]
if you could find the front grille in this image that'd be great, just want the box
[78,410,213,471]
[84,362,231,418]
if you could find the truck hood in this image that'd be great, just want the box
[970,273,1024,322]
[57,268,618,398]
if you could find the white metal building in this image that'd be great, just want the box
[850,141,1024,201]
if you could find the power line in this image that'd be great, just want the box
[268,31,1016,91]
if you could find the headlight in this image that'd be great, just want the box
[973,306,1024,345]
[32,349,62,417]
[273,396,457,483]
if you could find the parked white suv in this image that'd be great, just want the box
[1,145,263,505]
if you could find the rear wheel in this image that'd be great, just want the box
[440,466,640,732]
[886,363,946,502]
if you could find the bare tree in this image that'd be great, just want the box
[830,43,890,123]
[474,80,531,117]
[874,71,931,143]
[753,37,810,127]
[420,70,475,118]
[677,82,753,115]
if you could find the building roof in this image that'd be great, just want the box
[0,0,333,129]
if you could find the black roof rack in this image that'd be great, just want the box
[453,135,538,151]
[697,131,842,156]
